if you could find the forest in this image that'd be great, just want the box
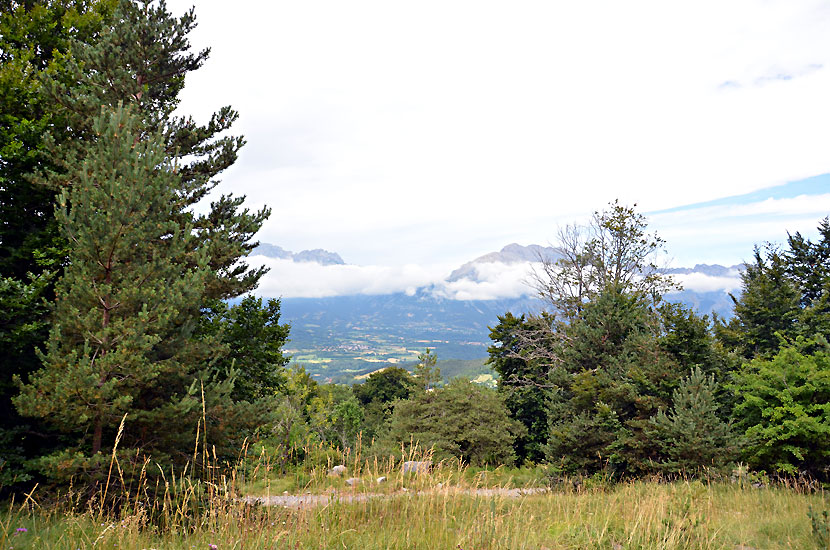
[1,1,829,548]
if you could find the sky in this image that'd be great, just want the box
[167,1,830,297]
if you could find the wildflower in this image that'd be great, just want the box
[209,545,218,550]
[15,527,27,534]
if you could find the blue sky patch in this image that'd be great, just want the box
[651,173,830,215]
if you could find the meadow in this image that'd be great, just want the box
[2,447,827,550]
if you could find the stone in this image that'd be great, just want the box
[345,477,360,486]
[376,476,387,483]
[328,464,347,477]
[402,460,431,474]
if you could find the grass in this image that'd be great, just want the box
[2,459,827,549]
[1,423,825,549]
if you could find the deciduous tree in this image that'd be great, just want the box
[384,379,524,465]
[531,200,677,319]
[487,313,550,463]
[200,296,290,402]
[732,343,830,478]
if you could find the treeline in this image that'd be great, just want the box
[488,204,830,480]
[324,204,830,482]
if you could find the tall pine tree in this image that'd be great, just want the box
[5,0,278,480]
[37,0,269,300]
[14,105,214,460]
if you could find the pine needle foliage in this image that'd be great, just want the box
[38,0,269,300]
[13,105,212,460]
[647,367,739,475]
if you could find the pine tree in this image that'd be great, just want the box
[2,0,274,483]
[38,0,269,300]
[14,105,211,458]
[647,367,739,475]
[414,348,441,390]
[717,246,800,358]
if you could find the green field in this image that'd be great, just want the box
[285,324,496,385]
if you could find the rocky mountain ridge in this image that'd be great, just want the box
[448,243,743,284]
[253,243,345,265]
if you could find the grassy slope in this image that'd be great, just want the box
[3,476,826,549]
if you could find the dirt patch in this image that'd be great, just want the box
[245,487,548,509]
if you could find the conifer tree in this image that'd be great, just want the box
[786,218,830,308]
[14,105,211,457]
[414,348,441,390]
[545,288,683,474]
[39,0,269,300]
[717,246,800,359]
[647,367,739,475]
[3,0,282,485]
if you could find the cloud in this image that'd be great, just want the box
[252,256,532,300]
[166,0,830,267]
[651,193,830,265]
[434,262,536,301]
[654,193,830,223]
[253,256,742,301]
[252,256,452,298]
[673,272,743,294]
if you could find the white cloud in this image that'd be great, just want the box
[673,272,743,294]
[252,256,532,300]
[252,256,452,298]
[253,256,743,301]
[654,194,830,225]
[434,262,536,301]
[165,0,830,267]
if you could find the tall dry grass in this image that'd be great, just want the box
[2,440,827,549]
[1,412,827,549]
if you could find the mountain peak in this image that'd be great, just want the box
[253,243,345,266]
[448,243,560,282]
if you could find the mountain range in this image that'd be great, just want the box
[253,243,345,265]
[252,242,744,381]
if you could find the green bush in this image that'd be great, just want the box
[382,379,525,465]
[732,344,830,478]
